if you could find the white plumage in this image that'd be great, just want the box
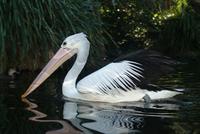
[77,61,143,95]
[61,33,181,102]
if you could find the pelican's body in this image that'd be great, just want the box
[63,87,180,103]
[22,33,181,102]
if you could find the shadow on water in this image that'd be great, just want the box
[0,62,200,134]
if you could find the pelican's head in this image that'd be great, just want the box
[21,32,89,98]
[61,32,89,49]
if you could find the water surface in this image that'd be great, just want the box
[0,63,200,134]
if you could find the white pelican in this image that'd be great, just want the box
[22,33,181,102]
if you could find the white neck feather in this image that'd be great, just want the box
[62,40,90,95]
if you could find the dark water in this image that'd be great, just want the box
[0,63,200,134]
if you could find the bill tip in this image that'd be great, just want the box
[21,93,27,98]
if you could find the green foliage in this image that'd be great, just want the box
[101,0,156,50]
[0,0,109,72]
[101,0,200,58]
[1,0,200,72]
[155,0,200,56]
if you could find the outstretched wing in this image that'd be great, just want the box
[114,49,176,83]
[77,49,176,95]
[77,61,144,95]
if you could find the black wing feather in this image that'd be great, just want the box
[114,49,176,91]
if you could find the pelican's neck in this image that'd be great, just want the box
[62,41,89,94]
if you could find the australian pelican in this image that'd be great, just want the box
[22,33,181,102]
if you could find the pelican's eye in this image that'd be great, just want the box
[61,42,68,48]
[63,42,67,46]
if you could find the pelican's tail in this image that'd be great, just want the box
[144,85,184,100]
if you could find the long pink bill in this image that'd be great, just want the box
[21,48,77,98]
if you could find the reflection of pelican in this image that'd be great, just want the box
[22,33,181,102]
[63,100,179,134]
[22,98,180,134]
[22,99,81,134]
[63,102,144,134]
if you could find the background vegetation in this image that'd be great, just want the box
[101,0,200,58]
[0,0,109,73]
[0,0,200,73]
